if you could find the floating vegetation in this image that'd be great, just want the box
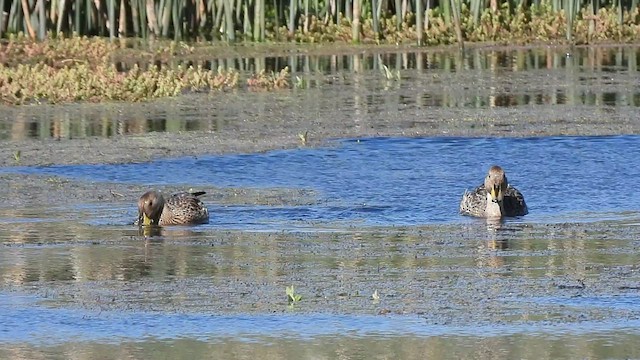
[0,35,117,68]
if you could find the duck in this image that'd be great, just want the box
[459,165,528,218]
[136,190,209,226]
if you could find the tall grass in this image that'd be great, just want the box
[0,0,637,43]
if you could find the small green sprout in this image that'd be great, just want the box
[294,76,307,89]
[372,290,380,303]
[298,131,309,145]
[380,64,401,81]
[286,285,302,305]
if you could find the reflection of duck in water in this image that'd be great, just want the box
[460,165,528,218]
[136,190,209,226]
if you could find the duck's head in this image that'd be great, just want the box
[137,190,165,226]
[484,165,508,204]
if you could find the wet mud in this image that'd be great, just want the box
[1,91,640,167]
[3,220,640,319]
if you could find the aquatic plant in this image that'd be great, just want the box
[12,150,20,164]
[247,66,290,90]
[0,34,116,68]
[0,36,251,104]
[286,285,302,304]
[380,64,400,81]
[372,289,380,303]
[298,131,309,145]
[294,76,308,89]
[0,61,240,104]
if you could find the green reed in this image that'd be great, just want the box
[0,0,638,44]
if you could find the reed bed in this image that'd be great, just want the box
[1,0,639,44]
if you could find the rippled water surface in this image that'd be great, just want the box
[2,135,640,359]
[2,46,640,360]
[5,135,640,226]
[2,45,640,140]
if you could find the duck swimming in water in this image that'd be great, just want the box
[459,165,528,218]
[136,190,209,226]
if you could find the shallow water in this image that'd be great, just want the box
[2,45,640,359]
[4,135,640,227]
[2,45,640,141]
[3,292,640,359]
[2,221,640,359]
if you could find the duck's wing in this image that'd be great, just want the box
[459,184,486,217]
[503,185,528,217]
[161,192,210,225]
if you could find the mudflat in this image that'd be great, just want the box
[1,90,638,168]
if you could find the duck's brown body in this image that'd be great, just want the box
[137,190,209,226]
[459,166,528,218]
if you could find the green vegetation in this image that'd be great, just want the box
[1,0,640,44]
[380,64,400,80]
[298,131,309,145]
[247,67,290,89]
[0,61,238,104]
[0,35,293,104]
[286,285,302,305]
[1,0,639,105]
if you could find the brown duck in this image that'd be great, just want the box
[459,165,528,218]
[136,190,209,226]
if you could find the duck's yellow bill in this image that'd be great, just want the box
[142,213,153,226]
[490,186,502,202]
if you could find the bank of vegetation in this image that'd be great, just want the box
[1,0,640,44]
[1,0,639,104]
[0,36,294,104]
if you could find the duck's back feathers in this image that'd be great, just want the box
[160,191,210,225]
[502,186,528,217]
[459,184,528,218]
[459,185,487,217]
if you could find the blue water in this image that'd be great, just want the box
[4,135,640,226]
[2,293,640,346]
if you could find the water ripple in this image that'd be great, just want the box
[3,293,640,346]
[3,135,640,226]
